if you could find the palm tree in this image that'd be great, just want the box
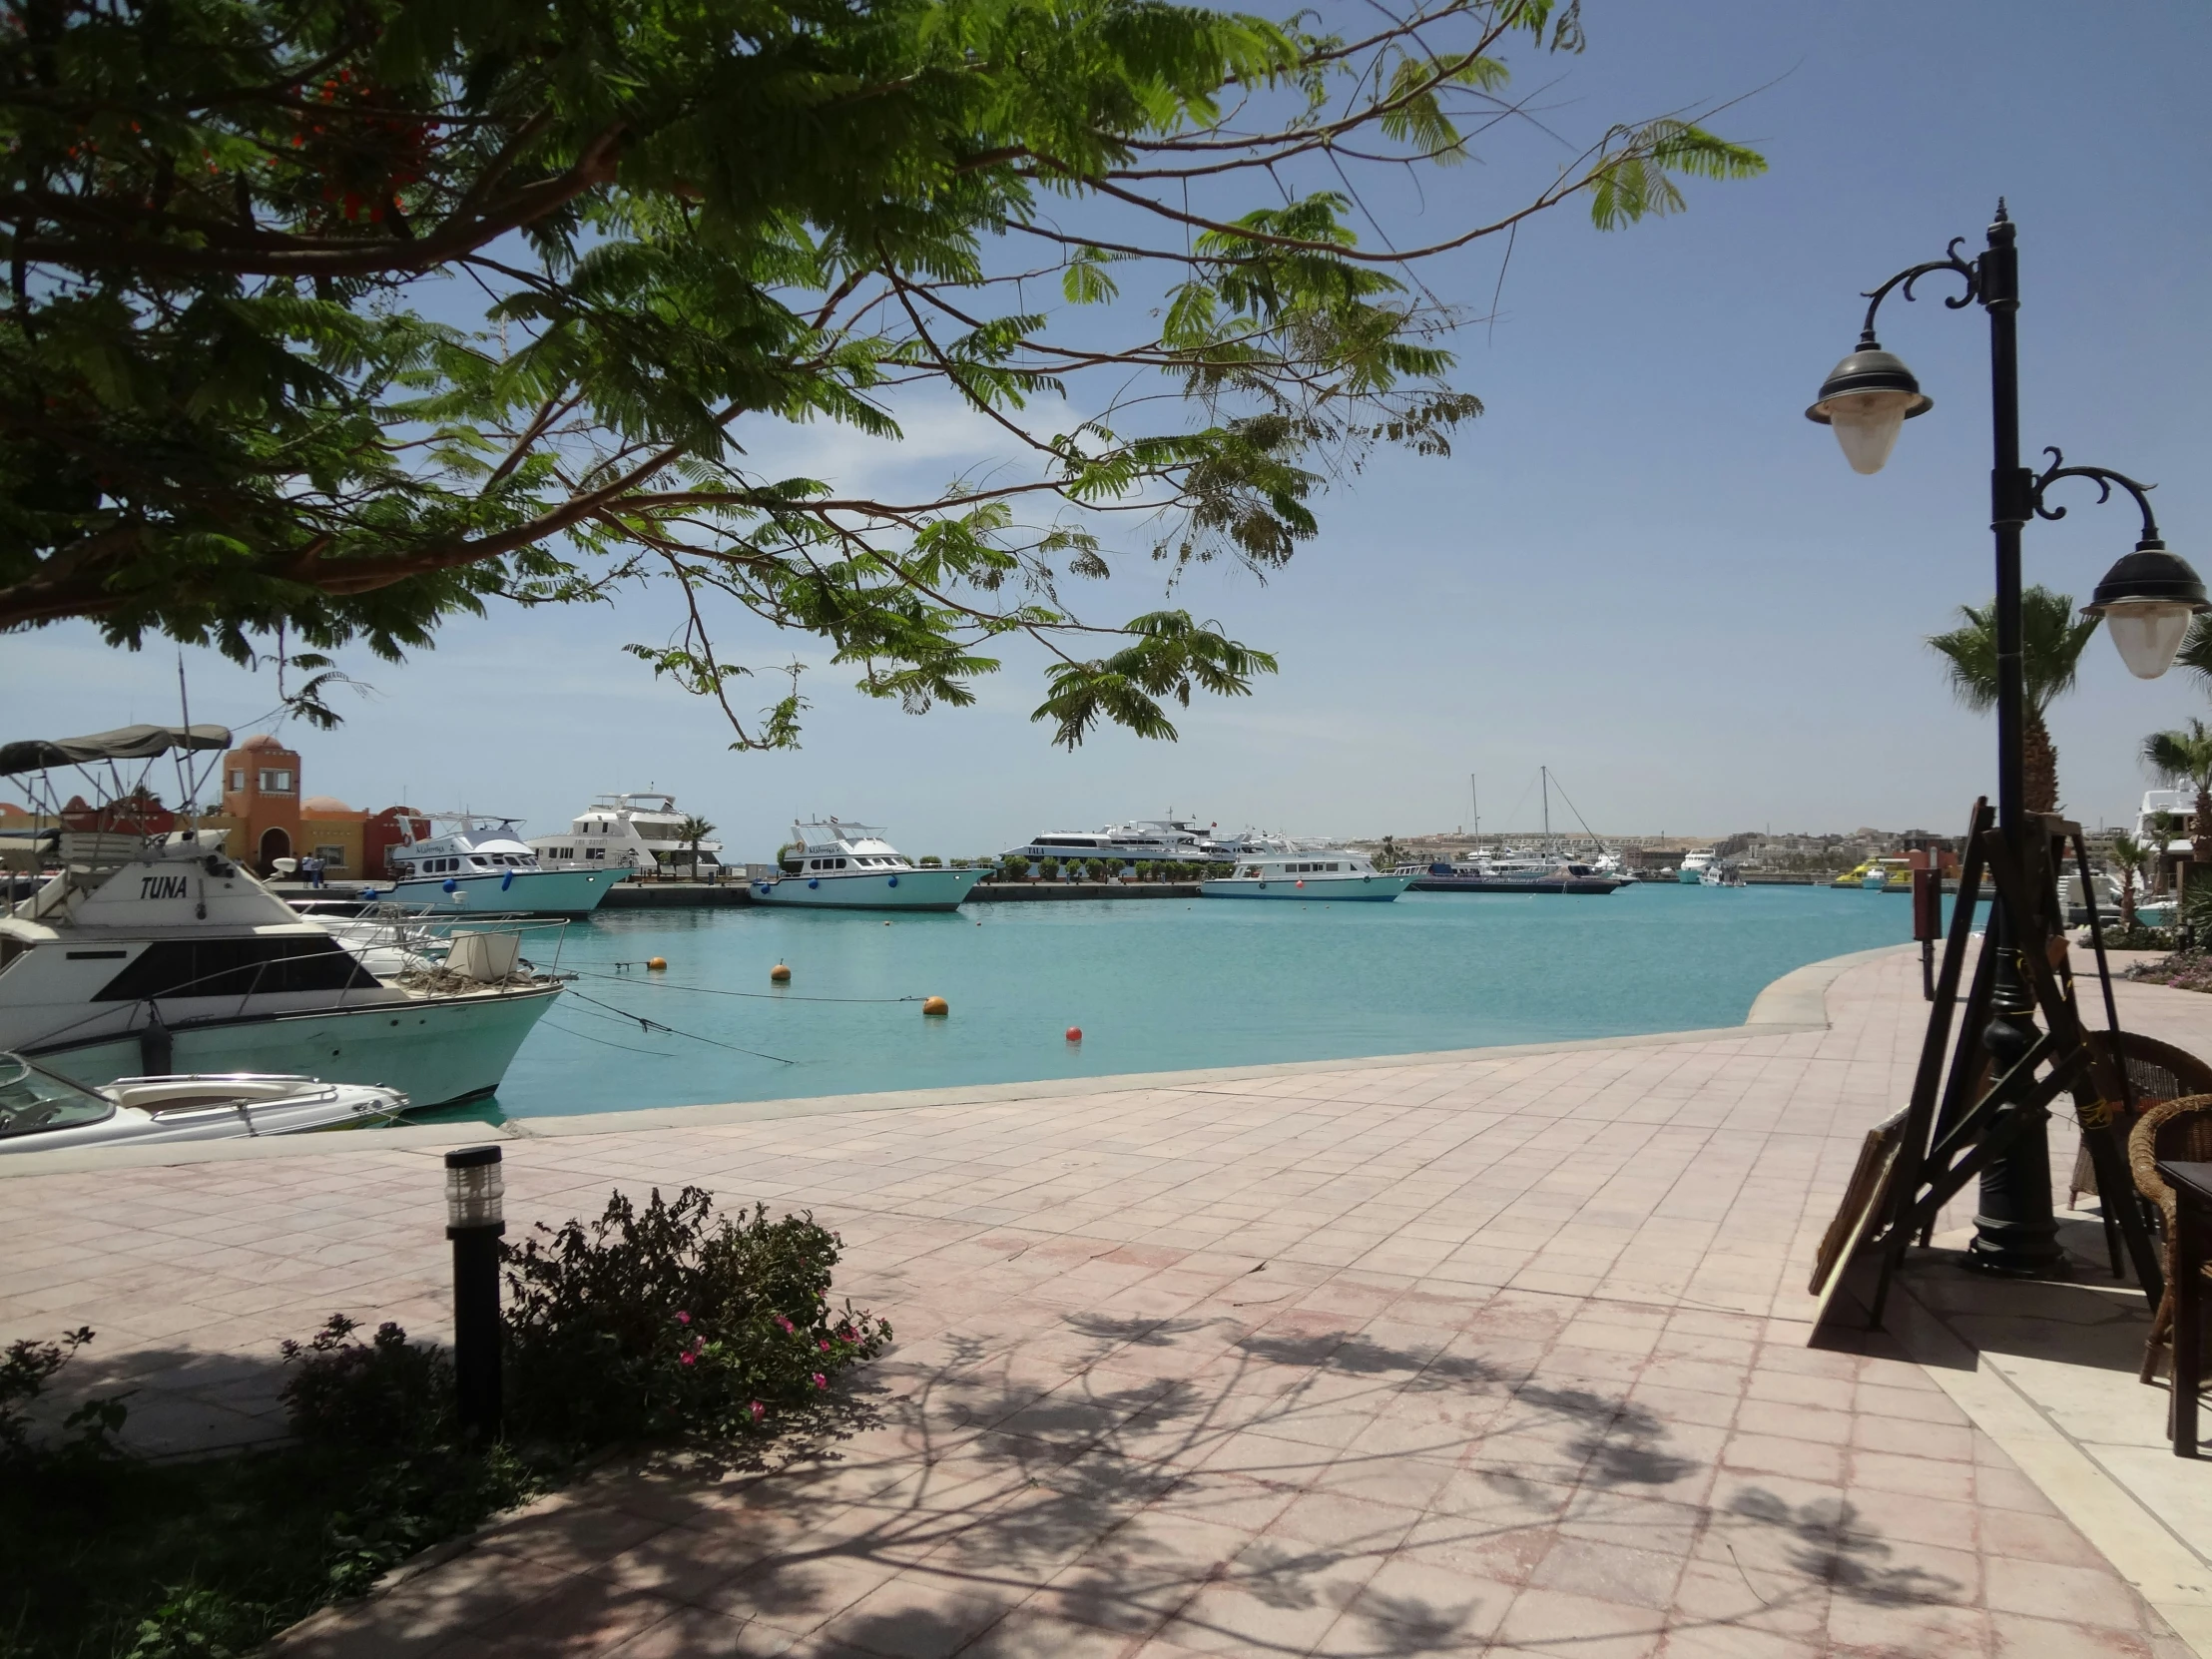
[2108,831,2147,928]
[2142,720,2212,867]
[675,815,716,879]
[1928,585,2099,815]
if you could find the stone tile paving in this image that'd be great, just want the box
[3,945,2208,1656]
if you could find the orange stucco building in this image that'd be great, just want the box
[210,735,368,875]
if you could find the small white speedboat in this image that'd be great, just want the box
[0,1052,408,1153]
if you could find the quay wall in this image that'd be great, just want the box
[968,881,1202,902]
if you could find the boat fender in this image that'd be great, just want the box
[887,874,898,887]
[809,877,820,888]
[139,1007,174,1076]
[1296,879,1305,888]
[922,995,949,1017]
[442,877,459,893]
[501,869,514,891]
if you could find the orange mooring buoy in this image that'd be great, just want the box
[922,995,949,1017]
[1066,1026,1082,1042]
[647,956,668,970]
[770,962,792,983]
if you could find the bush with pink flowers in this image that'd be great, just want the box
[500,1186,891,1445]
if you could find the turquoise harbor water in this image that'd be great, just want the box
[448,882,1978,1122]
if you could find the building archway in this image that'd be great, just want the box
[258,826,291,875]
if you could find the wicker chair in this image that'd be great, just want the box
[2129,1094,2212,1384]
[2070,1031,2212,1206]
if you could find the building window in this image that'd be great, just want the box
[259,769,293,793]
[227,769,244,791]
[313,844,347,868]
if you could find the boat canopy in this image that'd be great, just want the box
[0,724,233,776]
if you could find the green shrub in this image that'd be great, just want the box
[1037,858,1059,880]
[2,1327,129,1467]
[917,855,942,867]
[279,1315,453,1452]
[502,1187,890,1446]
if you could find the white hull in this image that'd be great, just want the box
[3,1080,406,1154]
[751,868,983,910]
[29,986,559,1108]
[381,867,618,916]
[1200,873,1413,901]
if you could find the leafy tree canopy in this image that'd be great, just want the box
[0,0,1761,747]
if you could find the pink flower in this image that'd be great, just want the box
[680,1352,697,1367]
[775,1315,794,1335]
[812,1373,827,1389]
[819,1339,830,1352]
[675,1311,691,1326]
[749,1400,765,1421]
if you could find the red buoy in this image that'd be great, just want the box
[1065,1026,1083,1042]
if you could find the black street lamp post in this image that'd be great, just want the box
[1809,202,2208,1278]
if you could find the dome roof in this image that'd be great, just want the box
[301,795,354,815]
[238,733,294,754]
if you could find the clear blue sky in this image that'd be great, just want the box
[8,2,2209,858]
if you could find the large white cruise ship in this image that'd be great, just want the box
[1002,817,1225,865]
[528,792,725,878]
[752,820,983,910]
[376,814,618,916]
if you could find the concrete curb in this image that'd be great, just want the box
[0,942,1911,1179]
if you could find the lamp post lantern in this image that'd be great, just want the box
[444,1144,506,1439]
[1811,203,2207,1278]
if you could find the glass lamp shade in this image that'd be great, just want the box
[2098,600,2196,680]
[2085,542,2210,679]
[444,1146,505,1230]
[1823,390,1922,475]
[1805,343,1932,475]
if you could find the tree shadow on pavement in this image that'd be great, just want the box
[454,1306,1975,1659]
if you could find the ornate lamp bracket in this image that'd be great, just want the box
[1854,238,1980,348]
[2032,448,2162,542]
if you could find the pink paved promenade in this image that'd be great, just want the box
[4,945,2206,1657]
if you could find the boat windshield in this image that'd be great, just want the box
[0,1053,116,1139]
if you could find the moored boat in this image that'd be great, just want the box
[1404,858,1626,895]
[1201,850,1412,900]
[378,814,618,916]
[529,793,725,879]
[752,820,983,910]
[0,1052,407,1153]
[2,725,563,1107]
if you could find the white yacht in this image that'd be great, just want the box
[2136,789,2197,858]
[1,1053,407,1153]
[1676,849,1716,885]
[1002,817,1224,866]
[1,726,563,1107]
[379,813,618,916]
[1201,850,1414,901]
[752,820,983,910]
[529,793,725,878]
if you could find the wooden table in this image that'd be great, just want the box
[2157,1158,2212,1457]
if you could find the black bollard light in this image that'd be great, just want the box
[444,1145,505,1441]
